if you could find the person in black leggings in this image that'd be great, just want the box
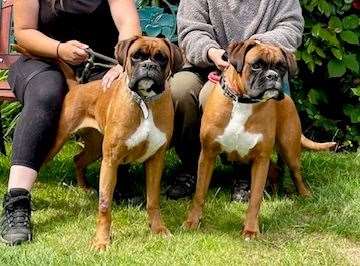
[0,0,141,246]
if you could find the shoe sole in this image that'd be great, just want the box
[0,234,32,246]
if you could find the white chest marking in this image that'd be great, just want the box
[215,102,263,157]
[125,111,167,162]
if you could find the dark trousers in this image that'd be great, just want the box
[169,70,214,174]
[8,56,105,171]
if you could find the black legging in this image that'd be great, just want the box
[9,57,67,171]
[8,56,105,171]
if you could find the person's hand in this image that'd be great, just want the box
[101,64,124,90]
[207,48,229,71]
[57,40,89,65]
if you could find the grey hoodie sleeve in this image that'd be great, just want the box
[177,0,220,67]
[250,0,304,52]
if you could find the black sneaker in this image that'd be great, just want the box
[232,180,251,203]
[167,173,196,200]
[0,188,32,245]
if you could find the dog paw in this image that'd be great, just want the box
[91,238,110,251]
[182,218,200,230]
[299,189,312,198]
[242,230,258,241]
[151,225,172,237]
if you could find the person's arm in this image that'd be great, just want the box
[250,0,304,52]
[102,0,142,89]
[108,0,141,41]
[14,0,88,64]
[177,0,222,68]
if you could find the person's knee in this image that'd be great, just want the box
[170,71,204,104]
[25,71,67,110]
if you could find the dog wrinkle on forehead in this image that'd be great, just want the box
[246,46,282,65]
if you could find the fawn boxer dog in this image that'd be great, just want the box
[31,36,183,250]
[183,40,335,239]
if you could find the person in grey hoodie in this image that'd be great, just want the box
[167,0,304,200]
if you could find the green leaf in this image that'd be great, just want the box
[315,47,326,58]
[340,31,359,45]
[327,59,346,77]
[308,61,316,72]
[344,54,359,73]
[318,28,340,46]
[331,48,343,60]
[328,16,342,33]
[318,0,332,17]
[306,40,316,54]
[307,89,321,105]
[351,86,360,97]
[342,15,359,30]
[344,104,360,123]
[302,51,313,64]
[311,24,322,37]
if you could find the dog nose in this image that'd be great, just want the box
[142,61,158,71]
[265,70,279,81]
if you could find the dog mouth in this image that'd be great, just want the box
[136,78,158,98]
[253,88,284,102]
[129,74,165,98]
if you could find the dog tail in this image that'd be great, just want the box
[57,60,78,88]
[301,134,336,151]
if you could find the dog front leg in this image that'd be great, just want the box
[91,158,117,251]
[145,149,170,236]
[183,150,216,230]
[243,156,270,240]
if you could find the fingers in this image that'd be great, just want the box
[73,48,88,62]
[70,40,89,50]
[216,60,229,71]
[101,65,124,90]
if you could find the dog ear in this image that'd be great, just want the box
[114,36,140,67]
[163,39,184,74]
[281,49,298,76]
[227,40,258,73]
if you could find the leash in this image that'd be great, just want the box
[78,48,118,84]
[130,91,164,120]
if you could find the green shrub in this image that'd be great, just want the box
[293,0,359,150]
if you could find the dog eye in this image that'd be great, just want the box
[276,64,287,74]
[251,62,263,71]
[153,53,168,65]
[132,51,147,61]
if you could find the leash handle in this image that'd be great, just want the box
[85,48,118,65]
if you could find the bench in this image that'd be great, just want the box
[0,0,177,102]
[0,0,17,101]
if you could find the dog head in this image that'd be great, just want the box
[115,36,183,98]
[225,40,297,101]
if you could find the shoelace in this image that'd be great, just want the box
[1,196,31,231]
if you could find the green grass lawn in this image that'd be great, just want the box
[0,142,359,265]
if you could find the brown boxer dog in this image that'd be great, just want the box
[38,36,183,250]
[183,40,334,239]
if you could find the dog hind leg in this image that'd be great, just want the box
[74,129,103,189]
